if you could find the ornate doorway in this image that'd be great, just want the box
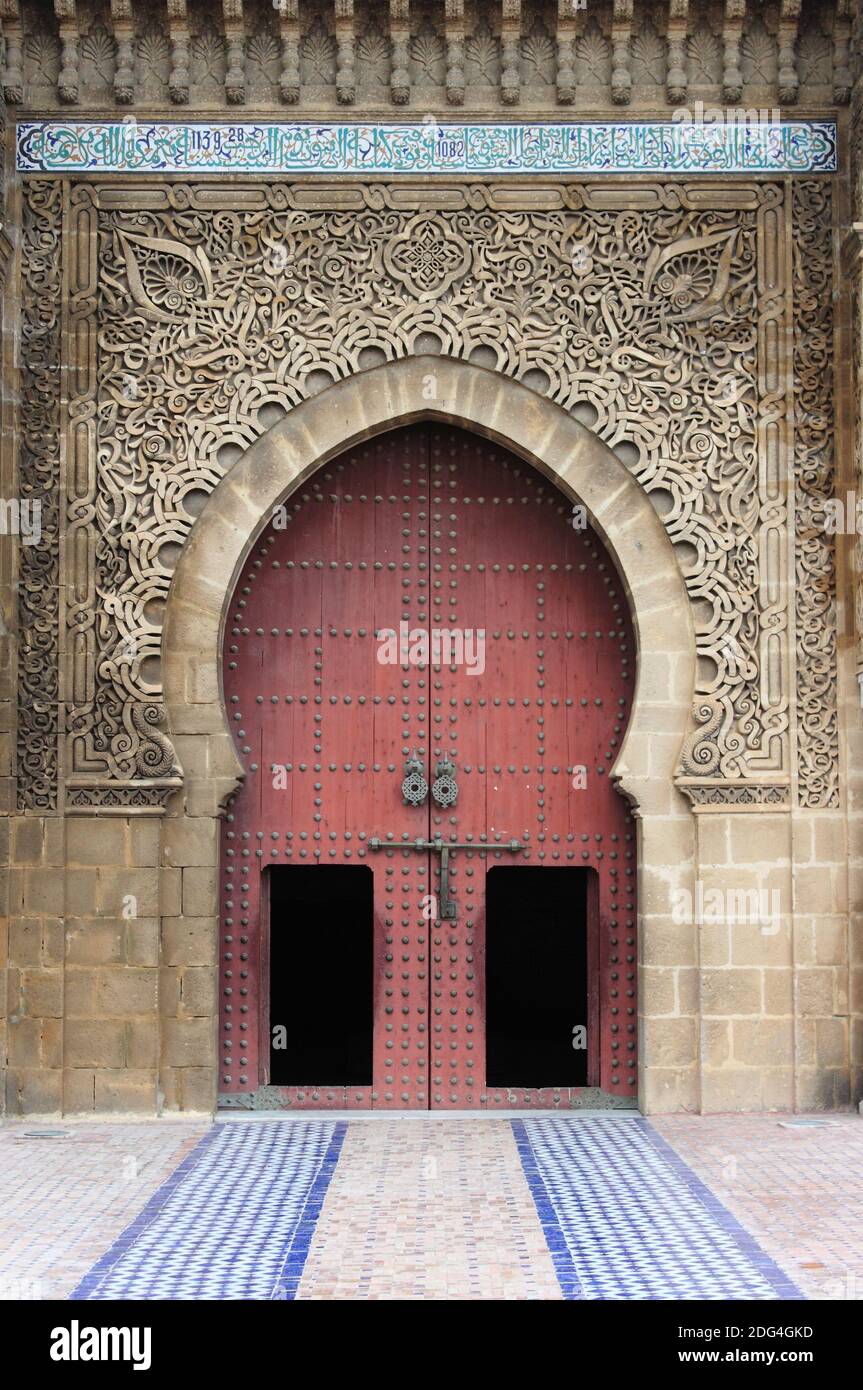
[219,423,636,1110]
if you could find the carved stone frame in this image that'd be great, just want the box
[163,355,696,822]
[11,169,846,1116]
[163,356,698,1113]
[23,173,835,819]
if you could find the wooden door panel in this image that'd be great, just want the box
[219,423,636,1110]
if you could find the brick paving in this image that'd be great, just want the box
[295,1118,562,1300]
[0,1111,860,1301]
[652,1112,863,1302]
[0,1119,208,1300]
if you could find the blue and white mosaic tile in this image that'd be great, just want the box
[71,1120,345,1301]
[514,1116,803,1301]
[16,119,837,177]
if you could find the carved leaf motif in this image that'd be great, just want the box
[191,24,227,87]
[81,25,116,85]
[410,27,445,81]
[466,23,499,83]
[576,21,611,84]
[136,27,171,90]
[356,27,389,83]
[117,231,214,324]
[797,30,831,85]
[687,25,721,84]
[644,229,739,322]
[24,31,61,84]
[247,33,281,84]
[301,16,336,82]
[631,22,665,85]
[521,28,555,81]
[741,22,776,83]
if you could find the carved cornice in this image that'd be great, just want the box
[54,0,80,105]
[833,0,854,104]
[390,0,410,106]
[778,0,802,105]
[677,781,791,810]
[444,0,465,107]
[334,0,355,105]
[0,0,24,105]
[611,0,633,106]
[277,1,300,105]
[110,0,135,106]
[2,0,852,114]
[501,0,521,106]
[721,0,746,105]
[223,0,246,106]
[167,0,190,106]
[666,0,689,106]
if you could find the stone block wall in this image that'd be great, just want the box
[1,797,856,1116]
[2,813,219,1114]
[0,0,861,1112]
[0,353,859,1116]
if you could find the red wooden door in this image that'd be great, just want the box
[219,423,635,1110]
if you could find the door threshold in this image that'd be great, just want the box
[216,1105,642,1122]
[219,1086,636,1114]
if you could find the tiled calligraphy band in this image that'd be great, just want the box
[16,120,838,177]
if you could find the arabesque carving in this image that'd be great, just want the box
[15,175,838,811]
[61,179,784,806]
[793,179,838,809]
[18,179,61,811]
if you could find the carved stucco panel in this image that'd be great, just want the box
[18,179,61,812]
[793,179,838,809]
[15,176,838,811]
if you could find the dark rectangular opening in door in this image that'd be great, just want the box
[268,865,373,1086]
[485,867,594,1088]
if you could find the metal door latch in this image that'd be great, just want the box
[367,836,528,922]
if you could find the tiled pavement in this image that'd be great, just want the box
[296,1119,562,1299]
[0,1112,859,1301]
[513,1118,798,1299]
[73,1121,347,1300]
[0,1119,208,1300]
[652,1113,863,1303]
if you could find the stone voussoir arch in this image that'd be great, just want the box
[162,356,696,819]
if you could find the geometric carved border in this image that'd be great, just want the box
[16,175,840,812]
[677,180,790,801]
[17,179,61,811]
[792,179,839,809]
[63,184,182,812]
